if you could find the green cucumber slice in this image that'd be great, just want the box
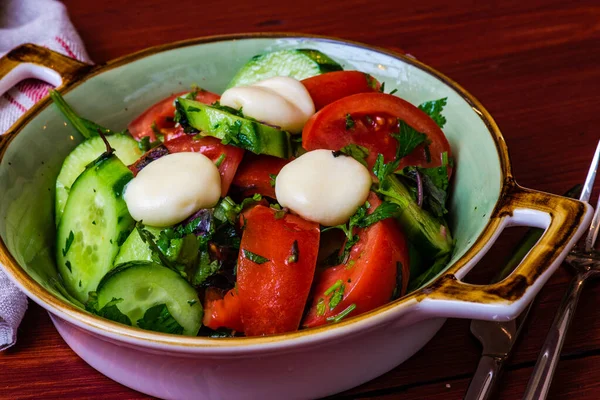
[55,134,142,225]
[96,261,202,336]
[227,49,343,88]
[56,153,135,303]
[114,226,191,266]
[177,98,291,158]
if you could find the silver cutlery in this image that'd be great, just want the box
[522,140,600,400]
[465,139,600,400]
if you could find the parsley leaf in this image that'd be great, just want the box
[86,294,132,326]
[214,194,262,225]
[355,202,402,227]
[210,101,244,118]
[191,246,220,286]
[243,249,269,264]
[62,230,74,256]
[418,98,448,128]
[269,174,277,188]
[326,303,356,323]
[137,303,184,335]
[338,144,369,167]
[395,120,427,159]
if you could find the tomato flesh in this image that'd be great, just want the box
[128,89,220,141]
[302,92,452,174]
[301,71,380,111]
[237,206,320,336]
[203,288,244,333]
[164,135,244,196]
[232,154,289,198]
[303,193,410,328]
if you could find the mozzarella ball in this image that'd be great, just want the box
[124,152,221,227]
[275,149,372,226]
[220,76,315,133]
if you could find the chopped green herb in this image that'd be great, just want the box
[185,84,201,100]
[87,295,132,326]
[316,298,326,317]
[137,303,184,335]
[215,153,226,168]
[187,106,202,112]
[395,120,427,160]
[389,88,398,95]
[62,230,74,256]
[326,303,356,323]
[92,220,96,225]
[338,144,369,167]
[243,249,269,264]
[65,260,72,272]
[214,194,262,225]
[210,101,245,118]
[324,279,343,296]
[364,73,379,90]
[379,82,386,93]
[418,98,447,128]
[287,240,299,263]
[187,300,198,306]
[345,113,355,130]
[269,174,277,188]
[328,283,345,310]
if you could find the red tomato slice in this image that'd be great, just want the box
[203,288,244,333]
[237,206,320,336]
[301,71,380,110]
[128,89,220,141]
[303,193,410,328]
[232,154,289,198]
[302,92,452,175]
[164,135,244,196]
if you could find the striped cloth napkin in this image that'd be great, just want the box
[0,0,90,350]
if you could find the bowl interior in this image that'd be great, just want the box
[0,36,502,307]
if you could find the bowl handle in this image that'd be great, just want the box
[0,44,92,146]
[419,183,592,321]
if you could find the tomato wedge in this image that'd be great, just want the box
[203,288,244,333]
[301,71,380,110]
[303,193,410,328]
[128,89,220,141]
[302,92,452,175]
[237,206,320,336]
[232,154,289,198]
[164,135,244,196]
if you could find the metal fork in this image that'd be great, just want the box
[522,140,600,400]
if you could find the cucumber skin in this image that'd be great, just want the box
[178,98,292,158]
[56,153,135,303]
[55,134,142,226]
[96,261,202,336]
[380,175,454,260]
[227,49,343,88]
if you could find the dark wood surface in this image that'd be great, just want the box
[2,0,600,398]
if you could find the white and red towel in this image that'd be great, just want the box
[0,0,91,350]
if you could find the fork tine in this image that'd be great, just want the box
[585,192,600,251]
[580,140,600,203]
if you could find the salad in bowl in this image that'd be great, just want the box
[52,48,455,337]
[0,34,588,399]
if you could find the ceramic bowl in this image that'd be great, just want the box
[0,34,592,399]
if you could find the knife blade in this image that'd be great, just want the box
[463,184,583,400]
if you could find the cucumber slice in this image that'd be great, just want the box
[177,98,292,158]
[227,49,343,88]
[56,153,135,303]
[114,226,187,265]
[96,261,202,336]
[55,134,142,226]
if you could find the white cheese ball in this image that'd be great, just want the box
[124,152,221,227]
[275,149,372,226]
[220,76,315,133]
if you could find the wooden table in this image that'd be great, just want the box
[2,0,600,398]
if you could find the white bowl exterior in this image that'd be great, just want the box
[51,314,445,399]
